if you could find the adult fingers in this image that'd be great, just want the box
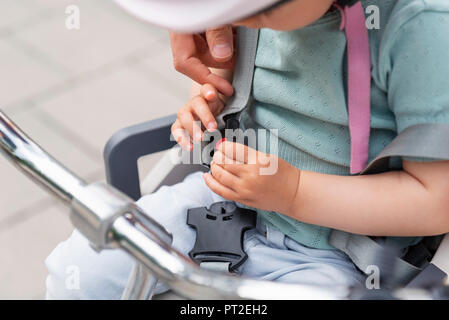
[205,26,234,62]
[182,58,234,96]
[170,33,234,96]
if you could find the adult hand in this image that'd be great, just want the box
[169,26,235,96]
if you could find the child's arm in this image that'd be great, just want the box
[205,141,449,237]
[290,160,449,237]
[204,10,449,238]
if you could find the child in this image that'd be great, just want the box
[46,0,449,299]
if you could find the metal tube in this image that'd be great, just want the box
[0,109,441,300]
[111,216,341,300]
[0,109,162,300]
[0,109,342,300]
[0,110,85,204]
[121,263,158,300]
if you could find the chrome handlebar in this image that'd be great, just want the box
[1,110,438,300]
[0,109,342,300]
[0,110,85,204]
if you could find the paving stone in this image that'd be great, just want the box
[0,0,190,300]
[14,2,164,76]
[0,39,65,107]
[130,37,192,99]
[38,66,186,155]
[0,0,45,32]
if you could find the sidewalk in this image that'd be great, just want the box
[0,0,190,299]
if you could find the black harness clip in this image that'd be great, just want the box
[187,201,257,272]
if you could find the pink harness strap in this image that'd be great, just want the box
[335,1,371,174]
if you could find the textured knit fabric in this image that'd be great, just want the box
[241,0,449,250]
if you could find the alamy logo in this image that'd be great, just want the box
[365,265,381,290]
[65,5,80,30]
[365,5,380,30]
[171,123,279,175]
[65,265,80,290]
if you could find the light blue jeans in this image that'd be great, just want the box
[45,172,365,299]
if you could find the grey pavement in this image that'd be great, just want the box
[0,0,191,299]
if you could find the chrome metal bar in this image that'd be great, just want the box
[121,263,158,300]
[0,110,85,204]
[0,110,341,300]
[111,216,342,300]
[3,109,434,300]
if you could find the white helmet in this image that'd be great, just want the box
[114,0,283,33]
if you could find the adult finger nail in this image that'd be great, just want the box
[213,43,232,59]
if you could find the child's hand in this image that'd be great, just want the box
[171,84,226,150]
[203,141,301,215]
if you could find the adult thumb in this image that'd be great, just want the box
[206,26,234,62]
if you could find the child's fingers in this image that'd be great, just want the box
[210,161,239,191]
[217,141,257,164]
[191,96,218,132]
[171,119,193,150]
[212,150,244,176]
[177,106,203,142]
[200,84,224,115]
[203,172,238,201]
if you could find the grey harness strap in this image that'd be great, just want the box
[329,230,422,287]
[216,27,259,128]
[362,123,449,175]
[330,123,449,286]
[328,231,423,287]
[218,27,449,285]
[199,27,259,273]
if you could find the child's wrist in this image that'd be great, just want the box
[283,165,301,218]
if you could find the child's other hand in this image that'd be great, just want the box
[171,84,226,150]
[203,141,300,215]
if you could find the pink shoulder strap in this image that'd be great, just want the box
[335,1,371,174]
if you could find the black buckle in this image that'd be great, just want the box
[200,114,242,168]
[187,201,257,272]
